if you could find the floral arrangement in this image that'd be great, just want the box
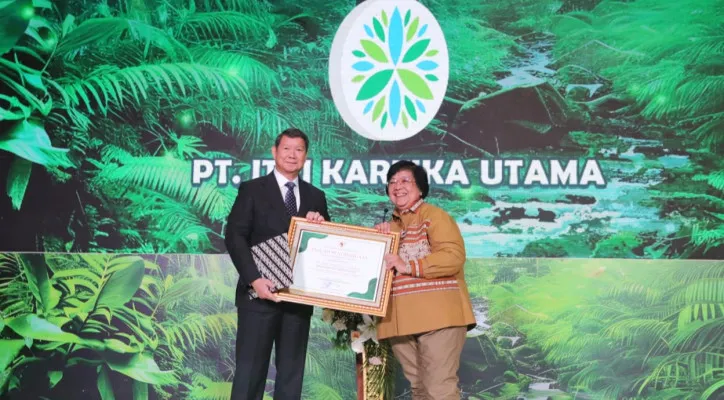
[321,308,396,398]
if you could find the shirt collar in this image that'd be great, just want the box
[273,168,299,189]
[393,198,424,217]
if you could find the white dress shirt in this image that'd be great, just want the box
[273,168,300,212]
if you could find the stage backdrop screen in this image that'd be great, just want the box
[1,0,722,399]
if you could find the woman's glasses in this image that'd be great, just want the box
[388,177,415,186]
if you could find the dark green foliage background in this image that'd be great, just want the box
[0,0,722,258]
[1,0,723,399]
[1,254,723,399]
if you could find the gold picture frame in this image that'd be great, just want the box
[277,217,400,317]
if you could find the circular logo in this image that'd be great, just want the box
[329,0,449,141]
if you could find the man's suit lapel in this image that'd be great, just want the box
[298,180,312,217]
[262,173,292,228]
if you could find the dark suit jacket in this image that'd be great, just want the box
[224,172,331,312]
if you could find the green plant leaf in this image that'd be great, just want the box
[360,40,388,63]
[380,112,388,129]
[381,11,388,27]
[372,96,386,122]
[0,119,73,167]
[97,365,116,400]
[425,74,438,82]
[402,39,430,63]
[104,352,176,385]
[356,69,393,101]
[20,254,61,313]
[6,314,85,344]
[6,156,31,211]
[57,17,189,60]
[133,381,148,400]
[96,258,145,309]
[352,50,365,58]
[372,18,385,42]
[32,0,51,8]
[0,340,25,371]
[351,75,365,83]
[425,49,438,57]
[61,14,75,36]
[398,69,433,100]
[0,0,33,56]
[48,370,63,388]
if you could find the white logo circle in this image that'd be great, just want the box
[329,0,449,141]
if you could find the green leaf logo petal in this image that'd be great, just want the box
[402,39,430,63]
[373,18,385,42]
[360,39,388,63]
[352,75,365,83]
[398,69,433,100]
[356,69,394,100]
[406,17,419,41]
[404,96,417,121]
[372,96,386,121]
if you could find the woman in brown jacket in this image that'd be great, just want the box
[375,160,477,400]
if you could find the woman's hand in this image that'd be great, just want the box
[374,222,391,233]
[305,211,325,223]
[384,254,408,274]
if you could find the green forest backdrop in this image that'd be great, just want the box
[1,0,722,398]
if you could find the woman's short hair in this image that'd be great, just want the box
[386,160,429,199]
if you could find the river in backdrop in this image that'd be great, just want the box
[455,35,689,258]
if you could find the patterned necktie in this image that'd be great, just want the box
[284,181,297,216]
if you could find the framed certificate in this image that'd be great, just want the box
[278,217,400,317]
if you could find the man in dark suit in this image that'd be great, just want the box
[224,128,330,400]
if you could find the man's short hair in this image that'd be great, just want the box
[274,128,309,152]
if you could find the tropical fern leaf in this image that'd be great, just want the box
[605,281,665,306]
[693,170,724,192]
[127,189,216,252]
[672,279,724,307]
[188,374,232,400]
[690,113,724,151]
[57,17,190,61]
[92,154,236,222]
[177,12,276,47]
[302,382,344,400]
[161,312,235,350]
[190,47,280,93]
[56,63,251,115]
[676,303,724,328]
[202,0,271,14]
[604,318,673,348]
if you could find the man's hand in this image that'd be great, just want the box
[306,211,325,223]
[384,253,408,274]
[375,222,391,233]
[251,278,280,302]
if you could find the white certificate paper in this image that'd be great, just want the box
[290,230,387,302]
